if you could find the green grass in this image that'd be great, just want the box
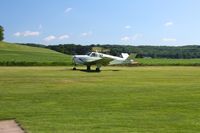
[136,58,200,66]
[0,66,200,132]
[0,41,72,65]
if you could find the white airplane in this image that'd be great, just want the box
[72,52,133,71]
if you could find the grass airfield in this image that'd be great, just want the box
[0,66,200,133]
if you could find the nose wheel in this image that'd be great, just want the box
[73,63,77,70]
[72,57,77,70]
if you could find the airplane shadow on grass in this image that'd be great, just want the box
[70,68,120,73]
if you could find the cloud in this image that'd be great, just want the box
[23,31,40,36]
[14,31,40,37]
[14,32,21,37]
[125,25,132,29]
[121,36,131,41]
[65,8,72,13]
[44,35,56,41]
[121,34,142,42]
[162,38,177,42]
[164,21,173,27]
[58,35,70,40]
[44,34,70,42]
[81,31,92,37]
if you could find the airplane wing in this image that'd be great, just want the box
[84,57,114,66]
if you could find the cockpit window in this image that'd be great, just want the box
[87,52,100,57]
[87,52,91,56]
[87,52,101,57]
[91,53,97,57]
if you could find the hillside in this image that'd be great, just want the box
[0,41,72,66]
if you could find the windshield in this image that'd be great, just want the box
[87,52,102,57]
[87,52,92,56]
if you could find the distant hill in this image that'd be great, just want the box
[0,41,72,66]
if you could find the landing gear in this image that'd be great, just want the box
[73,65,101,72]
[87,65,91,71]
[96,65,101,72]
[96,67,100,72]
[73,63,77,70]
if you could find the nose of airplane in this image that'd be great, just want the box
[72,55,76,63]
[73,55,78,59]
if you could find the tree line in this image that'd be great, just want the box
[19,43,200,59]
[46,44,200,59]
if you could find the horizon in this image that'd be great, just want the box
[13,41,200,47]
[1,0,200,46]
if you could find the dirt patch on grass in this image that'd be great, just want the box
[0,120,25,133]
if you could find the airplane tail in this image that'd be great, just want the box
[121,53,129,60]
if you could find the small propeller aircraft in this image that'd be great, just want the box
[72,52,133,71]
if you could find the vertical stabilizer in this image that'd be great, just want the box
[121,53,129,59]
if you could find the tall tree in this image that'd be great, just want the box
[0,25,4,41]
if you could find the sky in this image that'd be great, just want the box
[0,0,200,45]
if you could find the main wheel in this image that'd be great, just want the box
[73,67,76,70]
[96,68,100,72]
[87,66,91,71]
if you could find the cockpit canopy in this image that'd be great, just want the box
[87,52,102,57]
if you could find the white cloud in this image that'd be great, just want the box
[23,31,40,36]
[44,35,56,42]
[162,38,177,42]
[164,21,173,27]
[65,8,72,13]
[14,32,21,37]
[58,34,70,40]
[121,34,142,42]
[125,25,132,29]
[81,31,92,37]
[121,36,131,41]
[14,31,40,37]
[44,34,70,42]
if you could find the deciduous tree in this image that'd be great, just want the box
[0,25,4,41]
